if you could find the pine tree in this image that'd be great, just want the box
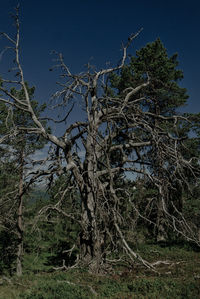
[111,38,188,113]
[0,83,47,275]
[109,39,194,241]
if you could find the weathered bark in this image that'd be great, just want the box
[80,193,103,272]
[79,142,104,271]
[156,197,167,242]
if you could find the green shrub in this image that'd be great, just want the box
[19,279,89,299]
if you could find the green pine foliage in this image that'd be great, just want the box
[0,83,49,274]
[22,175,80,273]
[111,38,188,114]
[9,84,48,154]
[107,38,200,243]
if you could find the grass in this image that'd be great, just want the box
[0,243,200,298]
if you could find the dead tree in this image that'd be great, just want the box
[0,8,199,272]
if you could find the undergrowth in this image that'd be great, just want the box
[0,244,200,298]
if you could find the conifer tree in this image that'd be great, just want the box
[0,83,47,275]
[110,39,196,241]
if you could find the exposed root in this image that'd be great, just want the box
[114,222,157,273]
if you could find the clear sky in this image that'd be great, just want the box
[0,0,200,117]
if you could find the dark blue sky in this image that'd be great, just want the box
[0,0,200,115]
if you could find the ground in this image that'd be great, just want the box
[0,243,200,298]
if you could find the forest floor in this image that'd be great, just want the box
[0,243,200,298]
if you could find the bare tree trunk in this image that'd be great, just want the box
[79,139,104,272]
[79,181,104,272]
[16,148,24,276]
[156,196,167,242]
